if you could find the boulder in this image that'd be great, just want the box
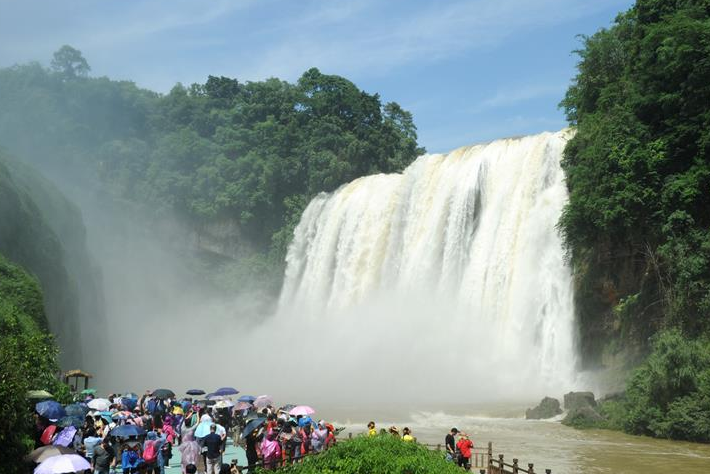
[525,397,562,420]
[562,405,605,427]
[563,391,597,411]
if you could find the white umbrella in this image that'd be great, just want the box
[87,398,110,411]
[215,400,234,409]
[34,454,90,474]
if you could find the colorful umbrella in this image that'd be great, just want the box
[236,401,252,411]
[35,401,66,421]
[80,388,96,395]
[52,426,76,447]
[289,405,315,416]
[254,395,273,409]
[34,454,90,474]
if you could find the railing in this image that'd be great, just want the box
[487,451,552,474]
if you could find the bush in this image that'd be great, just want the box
[278,435,463,474]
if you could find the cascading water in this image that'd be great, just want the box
[275,130,576,402]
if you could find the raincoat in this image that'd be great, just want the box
[179,428,201,472]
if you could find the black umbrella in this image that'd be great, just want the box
[186,389,205,396]
[151,389,175,399]
[241,417,266,438]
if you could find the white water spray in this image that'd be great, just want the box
[275,130,576,402]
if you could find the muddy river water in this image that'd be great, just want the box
[324,403,710,473]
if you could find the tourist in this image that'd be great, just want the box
[92,438,116,474]
[456,433,474,471]
[311,420,328,452]
[244,431,261,473]
[203,424,224,474]
[402,427,414,442]
[367,421,376,436]
[389,426,400,437]
[121,443,143,474]
[260,431,282,470]
[445,427,458,462]
[178,429,201,474]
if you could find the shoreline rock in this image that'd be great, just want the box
[526,397,563,420]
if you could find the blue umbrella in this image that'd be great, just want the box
[212,387,239,397]
[36,401,66,420]
[186,389,205,396]
[238,395,256,403]
[97,411,113,422]
[110,424,146,438]
[121,397,138,411]
[57,416,84,428]
[241,417,266,438]
[64,403,89,418]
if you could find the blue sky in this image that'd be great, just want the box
[0,0,634,153]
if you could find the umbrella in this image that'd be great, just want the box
[152,388,175,399]
[289,405,315,416]
[212,387,239,397]
[238,395,256,403]
[236,401,252,411]
[24,445,75,463]
[87,398,110,411]
[36,401,66,421]
[241,417,266,438]
[64,403,89,418]
[97,411,113,422]
[34,454,90,474]
[52,426,76,447]
[27,390,54,400]
[110,424,146,438]
[121,397,138,411]
[214,400,234,409]
[254,395,273,409]
[57,416,83,428]
[80,388,96,395]
[186,389,205,395]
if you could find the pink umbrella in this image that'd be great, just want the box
[288,405,315,416]
[235,401,252,411]
[254,395,273,409]
[34,454,90,474]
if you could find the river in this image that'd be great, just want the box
[324,403,710,473]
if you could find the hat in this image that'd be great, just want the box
[451,427,458,433]
[389,426,399,434]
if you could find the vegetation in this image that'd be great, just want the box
[560,0,710,362]
[278,435,463,474]
[560,0,710,441]
[570,330,710,442]
[0,255,70,473]
[0,47,424,288]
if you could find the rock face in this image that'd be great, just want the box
[564,391,597,411]
[526,397,563,419]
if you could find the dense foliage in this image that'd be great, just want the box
[580,330,710,441]
[560,0,710,363]
[279,435,463,474]
[0,255,70,473]
[0,48,424,285]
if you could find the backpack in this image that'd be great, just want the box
[161,441,172,460]
[143,440,158,463]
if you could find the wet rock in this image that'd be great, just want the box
[562,405,605,427]
[525,397,563,419]
[563,391,597,411]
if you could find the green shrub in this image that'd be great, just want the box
[278,435,463,474]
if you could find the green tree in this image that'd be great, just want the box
[50,45,90,78]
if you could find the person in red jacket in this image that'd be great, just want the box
[456,434,474,470]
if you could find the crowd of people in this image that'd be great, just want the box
[30,389,480,473]
[30,389,340,474]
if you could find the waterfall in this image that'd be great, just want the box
[277,130,576,401]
